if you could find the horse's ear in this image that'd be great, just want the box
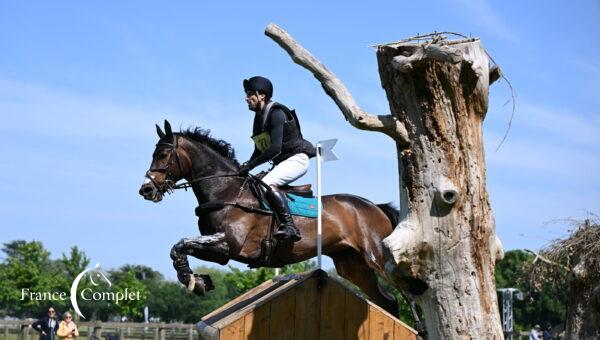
[164,120,173,140]
[156,124,166,139]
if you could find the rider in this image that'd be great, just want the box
[238,76,316,242]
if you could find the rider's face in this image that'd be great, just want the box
[245,91,265,111]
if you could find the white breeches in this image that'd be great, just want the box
[262,153,310,187]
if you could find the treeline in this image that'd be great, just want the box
[0,240,316,323]
[0,240,565,331]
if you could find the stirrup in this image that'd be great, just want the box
[274,224,301,242]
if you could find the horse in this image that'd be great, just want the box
[138,120,422,319]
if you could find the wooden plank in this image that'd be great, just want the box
[244,303,271,340]
[393,321,417,340]
[293,277,320,340]
[344,290,370,340]
[20,324,29,340]
[214,279,298,329]
[368,306,394,340]
[202,279,276,321]
[269,286,296,340]
[320,280,346,340]
[204,270,318,327]
[362,298,417,336]
[221,317,245,340]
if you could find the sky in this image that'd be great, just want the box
[0,1,598,280]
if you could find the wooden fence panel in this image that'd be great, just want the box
[320,280,346,340]
[244,303,270,340]
[269,288,296,340]
[293,277,320,340]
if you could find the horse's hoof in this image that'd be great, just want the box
[199,274,214,291]
[186,273,206,296]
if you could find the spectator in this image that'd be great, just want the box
[57,312,79,339]
[32,307,59,340]
[543,323,553,340]
[529,324,542,340]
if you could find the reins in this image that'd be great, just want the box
[172,173,241,190]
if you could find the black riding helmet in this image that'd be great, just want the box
[243,76,273,100]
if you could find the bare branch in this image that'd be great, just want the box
[264,23,409,144]
[525,249,569,271]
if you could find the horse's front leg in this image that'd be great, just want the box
[170,232,230,296]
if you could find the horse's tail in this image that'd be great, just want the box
[376,202,400,228]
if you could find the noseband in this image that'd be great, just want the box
[145,136,186,194]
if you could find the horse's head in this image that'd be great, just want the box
[139,120,190,202]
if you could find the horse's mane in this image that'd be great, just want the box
[177,128,239,166]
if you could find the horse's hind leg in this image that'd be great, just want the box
[170,233,229,296]
[330,249,399,317]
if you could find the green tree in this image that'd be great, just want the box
[223,261,316,296]
[110,264,163,282]
[0,240,68,317]
[59,246,90,280]
[111,271,148,320]
[495,249,566,331]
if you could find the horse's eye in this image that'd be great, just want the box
[155,150,169,160]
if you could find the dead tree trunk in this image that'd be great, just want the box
[265,24,504,339]
[565,260,600,340]
[530,220,600,339]
[377,39,504,339]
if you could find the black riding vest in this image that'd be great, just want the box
[251,102,316,164]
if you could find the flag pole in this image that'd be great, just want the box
[315,139,338,271]
[316,144,323,269]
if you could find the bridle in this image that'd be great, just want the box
[145,135,187,194]
[145,134,273,215]
[145,135,244,193]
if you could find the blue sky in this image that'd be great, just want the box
[1,1,598,279]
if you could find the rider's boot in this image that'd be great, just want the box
[265,189,301,242]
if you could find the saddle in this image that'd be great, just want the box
[254,171,313,197]
[194,174,314,269]
[280,184,313,197]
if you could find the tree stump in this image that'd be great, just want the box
[377,38,504,339]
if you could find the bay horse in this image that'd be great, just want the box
[138,120,421,319]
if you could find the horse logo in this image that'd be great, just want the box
[70,263,111,319]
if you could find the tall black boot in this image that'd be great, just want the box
[265,190,301,242]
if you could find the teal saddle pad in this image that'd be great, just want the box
[261,193,318,218]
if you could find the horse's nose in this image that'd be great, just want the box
[139,184,154,196]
